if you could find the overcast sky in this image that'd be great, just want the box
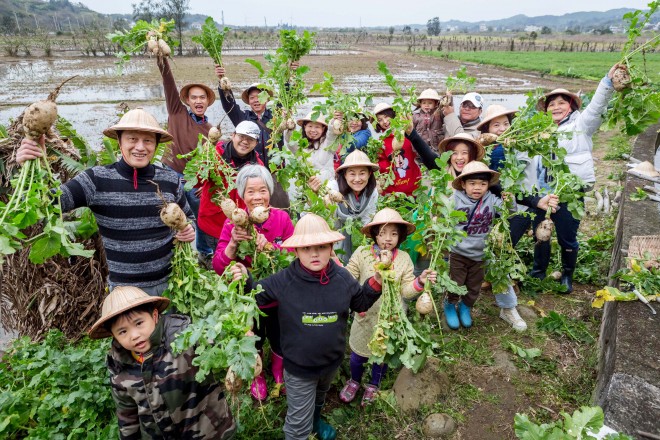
[76,0,650,28]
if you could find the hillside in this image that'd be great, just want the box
[0,0,106,32]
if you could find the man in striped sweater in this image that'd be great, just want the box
[16,108,195,295]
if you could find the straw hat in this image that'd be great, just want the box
[417,88,442,104]
[361,208,415,235]
[476,105,518,131]
[451,160,500,190]
[438,133,485,161]
[281,213,344,248]
[537,88,582,112]
[88,286,170,339]
[297,112,328,127]
[103,108,173,143]
[373,102,393,115]
[336,150,379,172]
[180,83,216,107]
[241,83,274,105]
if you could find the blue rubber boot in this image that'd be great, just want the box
[443,301,460,330]
[458,302,473,328]
[312,404,336,440]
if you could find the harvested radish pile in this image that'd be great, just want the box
[0,80,108,340]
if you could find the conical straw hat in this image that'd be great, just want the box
[631,161,660,177]
[417,88,442,103]
[103,108,173,143]
[537,88,582,112]
[451,160,499,190]
[476,104,517,131]
[438,133,485,161]
[297,112,328,127]
[373,102,393,115]
[361,208,415,235]
[88,286,170,339]
[281,213,345,248]
[180,83,216,106]
[241,83,274,105]
[336,150,379,172]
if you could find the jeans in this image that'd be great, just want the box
[164,165,214,256]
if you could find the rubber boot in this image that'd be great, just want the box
[443,300,460,330]
[457,301,473,328]
[312,404,336,440]
[560,248,578,294]
[530,240,551,280]
[270,351,286,398]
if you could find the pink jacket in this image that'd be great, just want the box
[212,208,295,274]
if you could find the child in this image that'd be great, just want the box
[89,286,236,439]
[335,150,380,264]
[407,130,485,179]
[445,161,512,330]
[413,88,444,152]
[334,113,372,168]
[372,102,422,196]
[285,112,339,201]
[230,214,383,440]
[340,208,437,406]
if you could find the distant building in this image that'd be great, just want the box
[190,23,202,30]
[479,24,487,32]
[524,25,541,32]
[446,25,458,32]
[609,26,624,33]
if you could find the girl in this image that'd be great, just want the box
[408,129,485,178]
[333,113,372,168]
[413,88,444,152]
[531,63,624,292]
[340,208,437,406]
[372,103,422,196]
[335,150,379,264]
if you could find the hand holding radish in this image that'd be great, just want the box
[230,262,247,281]
[16,136,45,165]
[537,194,559,213]
[419,269,437,285]
[308,175,322,193]
[174,224,195,242]
[255,233,269,251]
[442,92,454,116]
[215,65,226,80]
[290,61,300,71]
[607,63,627,80]
[373,271,382,285]
[230,225,253,244]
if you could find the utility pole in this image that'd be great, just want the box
[68,17,73,33]
[221,11,224,27]
[264,16,267,29]
[13,11,20,33]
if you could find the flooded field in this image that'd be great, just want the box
[0,47,598,148]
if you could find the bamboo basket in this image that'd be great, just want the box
[627,235,660,268]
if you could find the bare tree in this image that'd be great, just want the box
[162,0,189,56]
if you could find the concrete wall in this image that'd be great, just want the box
[594,123,660,439]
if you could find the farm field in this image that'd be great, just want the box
[419,50,660,82]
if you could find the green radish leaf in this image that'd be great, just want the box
[29,234,62,264]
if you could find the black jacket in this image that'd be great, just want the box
[248,259,382,378]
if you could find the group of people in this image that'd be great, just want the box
[14,53,626,439]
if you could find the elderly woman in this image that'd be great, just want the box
[212,164,294,402]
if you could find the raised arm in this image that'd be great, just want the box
[406,129,440,170]
[157,57,186,116]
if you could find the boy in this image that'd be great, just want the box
[444,161,511,330]
[231,214,383,440]
[89,286,236,439]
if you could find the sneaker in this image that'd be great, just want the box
[443,301,460,330]
[250,373,268,401]
[458,302,472,328]
[500,307,527,331]
[361,384,379,407]
[339,379,360,403]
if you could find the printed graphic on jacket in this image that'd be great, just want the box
[394,151,410,178]
[457,205,494,235]
[301,312,339,326]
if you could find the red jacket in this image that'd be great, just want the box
[378,134,421,196]
[198,142,263,238]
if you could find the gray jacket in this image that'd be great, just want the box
[451,190,502,261]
